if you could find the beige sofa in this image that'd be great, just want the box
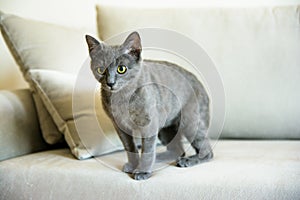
[1,1,300,199]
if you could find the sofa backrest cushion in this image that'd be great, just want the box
[96,2,300,139]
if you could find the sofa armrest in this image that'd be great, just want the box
[0,89,49,161]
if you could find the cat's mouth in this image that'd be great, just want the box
[102,84,119,92]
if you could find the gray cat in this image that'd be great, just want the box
[86,32,213,180]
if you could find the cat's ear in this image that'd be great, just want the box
[122,32,142,61]
[85,35,101,53]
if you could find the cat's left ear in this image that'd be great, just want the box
[122,32,142,61]
[85,35,101,53]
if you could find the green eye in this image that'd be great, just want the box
[117,65,127,74]
[97,67,102,74]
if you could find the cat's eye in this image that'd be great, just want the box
[117,65,127,74]
[96,67,102,74]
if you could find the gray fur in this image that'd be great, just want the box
[86,32,213,180]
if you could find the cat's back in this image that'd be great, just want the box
[142,59,210,126]
[143,59,207,93]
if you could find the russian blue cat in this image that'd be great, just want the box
[86,32,213,180]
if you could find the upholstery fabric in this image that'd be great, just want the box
[0,89,48,161]
[96,2,300,139]
[0,140,299,200]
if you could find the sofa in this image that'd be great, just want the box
[1,1,300,199]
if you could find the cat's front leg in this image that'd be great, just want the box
[116,128,139,174]
[133,135,157,180]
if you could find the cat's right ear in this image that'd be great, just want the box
[121,32,142,61]
[85,35,101,53]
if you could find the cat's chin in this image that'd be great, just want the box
[102,85,122,93]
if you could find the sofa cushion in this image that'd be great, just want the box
[0,89,48,161]
[0,140,299,199]
[96,2,300,139]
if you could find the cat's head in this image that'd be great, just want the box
[86,32,142,92]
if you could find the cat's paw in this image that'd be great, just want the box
[122,163,136,174]
[133,172,152,180]
[176,157,193,167]
[176,152,213,167]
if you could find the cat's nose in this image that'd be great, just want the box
[107,82,115,88]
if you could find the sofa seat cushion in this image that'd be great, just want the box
[0,140,299,200]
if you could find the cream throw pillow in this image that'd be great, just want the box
[0,11,70,144]
[0,11,122,159]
